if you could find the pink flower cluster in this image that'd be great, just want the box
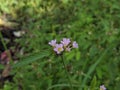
[49,38,78,54]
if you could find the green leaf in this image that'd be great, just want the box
[3,84,12,90]
[76,51,81,61]
[65,51,75,61]
[81,43,116,88]
[12,51,50,68]
[90,76,97,90]
[47,83,80,90]
[61,0,69,4]
[0,64,4,69]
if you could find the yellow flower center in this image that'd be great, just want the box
[58,48,62,52]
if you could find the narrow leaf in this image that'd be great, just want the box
[12,51,50,68]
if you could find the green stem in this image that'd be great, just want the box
[61,55,73,90]
[0,32,7,50]
[0,32,12,62]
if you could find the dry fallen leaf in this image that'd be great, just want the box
[0,18,18,29]
[2,64,11,78]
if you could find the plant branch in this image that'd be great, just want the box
[60,55,73,90]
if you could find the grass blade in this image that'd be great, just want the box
[12,51,50,68]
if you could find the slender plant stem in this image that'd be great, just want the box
[0,32,12,62]
[0,32,8,50]
[60,55,73,90]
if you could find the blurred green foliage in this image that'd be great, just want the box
[0,0,120,90]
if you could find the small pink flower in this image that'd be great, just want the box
[65,47,71,52]
[49,39,56,47]
[72,41,78,48]
[100,85,106,90]
[54,44,64,54]
[61,38,71,47]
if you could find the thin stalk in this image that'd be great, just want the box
[0,32,7,50]
[61,55,73,90]
[0,32,12,62]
